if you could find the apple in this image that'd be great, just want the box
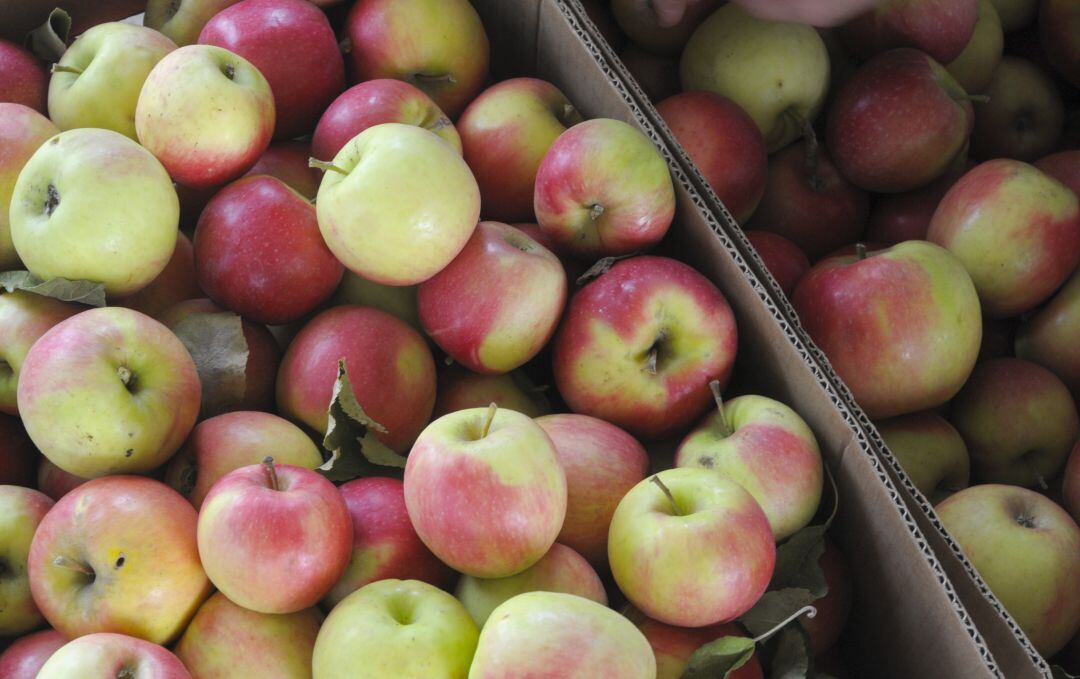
[680,4,830,152]
[928,159,1080,318]
[656,91,768,224]
[434,365,550,419]
[198,0,344,139]
[0,103,58,270]
[841,0,979,63]
[163,411,322,509]
[313,579,478,678]
[745,140,869,260]
[469,591,654,678]
[36,633,191,679]
[512,221,591,285]
[946,0,1004,93]
[534,118,675,258]
[553,256,738,439]
[144,0,243,46]
[313,123,480,286]
[949,357,1079,486]
[28,476,211,643]
[990,0,1038,30]
[111,233,202,320]
[876,411,970,503]
[243,140,322,199]
[864,162,968,244]
[0,485,53,636]
[194,174,343,324]
[48,22,176,139]
[459,78,582,222]
[619,45,680,103]
[675,393,824,540]
[1063,441,1080,524]
[792,241,982,420]
[312,79,460,164]
[0,291,80,415]
[0,414,38,487]
[610,0,719,55]
[276,305,436,453]
[455,542,606,626]
[36,458,86,502]
[629,613,762,679]
[160,298,281,416]
[936,484,1080,656]
[418,221,567,374]
[0,40,46,113]
[343,0,489,118]
[744,230,811,296]
[973,57,1064,162]
[10,128,179,295]
[175,591,322,679]
[324,477,454,608]
[801,540,853,655]
[18,307,200,478]
[1036,150,1080,197]
[827,49,973,193]
[198,460,352,614]
[1040,0,1080,87]
[405,406,567,578]
[331,272,421,332]
[610,468,775,626]
[136,44,275,188]
[0,629,66,679]
[1016,268,1080,397]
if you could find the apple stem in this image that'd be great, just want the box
[1035,474,1048,490]
[263,456,280,491]
[965,94,991,104]
[588,203,605,221]
[650,475,682,516]
[799,118,826,192]
[413,72,458,85]
[710,380,733,437]
[559,103,578,126]
[855,243,868,261]
[52,555,93,576]
[50,63,82,75]
[479,402,498,439]
[338,37,352,55]
[426,117,452,133]
[751,605,817,644]
[308,158,348,175]
[643,347,658,375]
[116,365,133,387]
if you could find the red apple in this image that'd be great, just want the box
[745,139,869,260]
[459,78,583,223]
[243,140,322,199]
[971,57,1064,161]
[194,174,343,324]
[619,45,680,102]
[28,476,211,644]
[276,306,436,453]
[36,458,86,502]
[801,540,853,655]
[0,629,66,679]
[343,0,489,118]
[792,241,982,419]
[841,0,979,63]
[198,460,352,614]
[0,292,81,415]
[0,414,38,487]
[744,231,811,296]
[553,256,737,439]
[433,365,550,418]
[629,614,763,679]
[535,413,649,565]
[199,0,344,139]
[1035,150,1080,197]
[1040,0,1080,88]
[311,79,460,163]
[864,162,969,244]
[36,633,191,679]
[656,91,767,224]
[0,40,46,113]
[827,48,974,193]
[111,232,202,320]
[418,221,567,374]
[324,477,454,607]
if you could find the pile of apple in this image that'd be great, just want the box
[0,0,861,677]
[588,0,1080,670]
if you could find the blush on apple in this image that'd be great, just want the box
[243,140,323,199]
[0,40,47,113]
[744,230,811,296]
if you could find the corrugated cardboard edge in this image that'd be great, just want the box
[560,3,1053,676]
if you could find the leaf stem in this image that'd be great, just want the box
[751,605,817,644]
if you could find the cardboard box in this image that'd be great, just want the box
[558,2,1054,676]
[1,0,1015,675]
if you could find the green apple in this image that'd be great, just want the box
[0,485,53,636]
[680,4,830,152]
[48,22,176,139]
[946,0,1004,93]
[0,103,58,270]
[9,128,179,296]
[937,484,1080,656]
[1016,267,1080,396]
[313,579,478,679]
[674,393,823,540]
[145,0,243,46]
[877,411,970,503]
[314,123,480,286]
[455,543,607,627]
[468,591,655,678]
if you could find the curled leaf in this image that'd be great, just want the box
[0,271,105,306]
[24,8,70,62]
[320,359,407,482]
[170,311,249,418]
[681,635,755,679]
[739,588,817,639]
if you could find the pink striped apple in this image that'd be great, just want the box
[36,633,190,679]
[0,103,58,270]
[0,629,66,679]
[0,485,53,636]
[553,256,738,439]
[404,406,567,578]
[0,291,80,415]
[535,118,675,258]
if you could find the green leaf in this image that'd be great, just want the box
[24,8,70,62]
[772,525,829,597]
[170,311,249,418]
[769,626,813,679]
[0,271,105,307]
[738,588,817,639]
[1052,665,1079,679]
[680,636,755,679]
[320,359,407,482]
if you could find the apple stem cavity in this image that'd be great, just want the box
[52,555,93,577]
[588,203,605,221]
[308,158,348,176]
[221,63,236,80]
[751,605,817,644]
[116,365,134,390]
[650,475,683,516]
[50,63,82,75]
[263,456,280,491]
[43,184,60,217]
[709,380,734,437]
[855,243,868,261]
[479,402,498,439]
